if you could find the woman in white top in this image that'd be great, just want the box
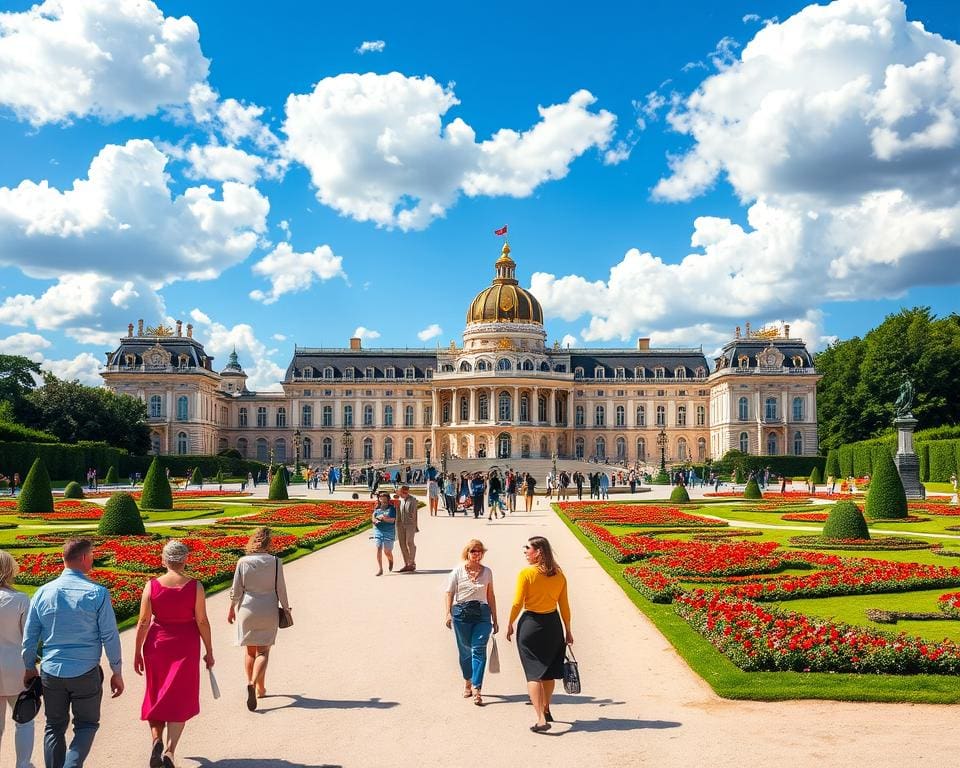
[444,539,498,706]
[228,527,291,712]
[0,549,34,768]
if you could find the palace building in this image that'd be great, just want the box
[101,244,821,467]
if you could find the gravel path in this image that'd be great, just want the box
[3,487,956,767]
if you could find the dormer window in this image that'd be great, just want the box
[385,366,395,379]
[654,367,665,379]
[404,367,415,379]
[364,366,374,379]
[594,366,605,379]
[738,355,749,368]
[124,354,135,367]
[303,367,313,379]
[477,360,488,372]
[574,367,584,380]
[792,356,804,368]
[674,367,686,379]
[634,366,644,379]
[323,366,334,379]
[695,366,706,378]
[615,367,625,379]
[426,367,434,378]
[178,355,189,369]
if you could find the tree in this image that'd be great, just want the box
[268,469,289,501]
[0,354,42,415]
[20,375,151,454]
[98,493,145,535]
[865,448,908,519]
[140,457,173,510]
[17,457,54,513]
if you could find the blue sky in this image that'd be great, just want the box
[0,0,958,390]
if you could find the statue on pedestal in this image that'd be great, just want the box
[894,377,915,418]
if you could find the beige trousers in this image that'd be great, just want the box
[397,525,417,567]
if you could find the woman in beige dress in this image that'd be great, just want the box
[227,527,291,712]
[0,549,34,768]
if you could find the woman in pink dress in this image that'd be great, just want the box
[134,540,214,768]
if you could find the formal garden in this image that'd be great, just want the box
[554,448,960,703]
[1,456,372,626]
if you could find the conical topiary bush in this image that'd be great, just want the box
[865,448,908,519]
[62,481,85,499]
[743,477,763,499]
[140,457,173,510]
[268,468,288,501]
[735,465,746,484]
[104,465,119,485]
[669,484,691,503]
[809,466,822,489]
[97,492,145,535]
[17,457,54,513]
[823,500,870,540]
[825,449,840,481]
[190,466,203,488]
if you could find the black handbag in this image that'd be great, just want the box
[12,676,42,724]
[562,646,580,694]
[275,557,293,629]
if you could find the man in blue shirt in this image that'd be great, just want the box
[22,538,124,768]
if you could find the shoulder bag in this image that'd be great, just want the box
[275,556,293,629]
[562,646,581,694]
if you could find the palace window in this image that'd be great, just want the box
[554,364,567,373]
[616,405,625,427]
[322,437,333,459]
[538,395,547,423]
[343,405,353,427]
[459,361,472,372]
[595,436,606,459]
[301,404,312,427]
[276,407,287,428]
[383,437,394,461]
[574,367,584,379]
[636,405,646,426]
[477,360,488,371]
[767,432,778,455]
[363,404,374,427]
[442,402,451,423]
[615,367,625,380]
[478,393,489,421]
[275,439,286,461]
[405,438,414,459]
[237,438,248,457]
[654,367,665,379]
[256,407,267,428]
[323,367,334,379]
[345,367,354,379]
[677,437,688,461]
[404,405,414,427]
[656,405,666,426]
[695,367,706,378]
[539,361,550,371]
[426,368,434,379]
[362,367,372,379]
[363,437,373,460]
[792,397,804,421]
[765,397,778,420]
[459,396,469,421]
[616,436,626,459]
[521,437,531,458]
[497,358,512,371]
[522,359,534,371]
[575,406,585,426]
[424,406,432,425]
[405,367,415,379]
[149,395,162,418]
[322,405,332,427]
[303,367,313,378]
[177,431,188,455]
[238,407,248,427]
[498,392,512,421]
[176,396,188,421]
[676,405,686,426]
[738,355,749,368]
[738,397,749,421]
[595,405,605,427]
[675,368,686,379]
[637,437,646,460]
[696,405,706,426]
[385,367,395,379]
[739,432,749,453]
[698,437,706,460]
[254,438,267,461]
[302,437,312,460]
[794,431,803,455]
[519,395,529,422]
[441,364,454,373]
[384,405,394,426]
[575,437,585,459]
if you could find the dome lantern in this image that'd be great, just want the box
[466,244,543,325]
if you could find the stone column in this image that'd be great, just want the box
[532,386,540,424]
[549,389,557,427]
[513,386,520,425]
[469,387,477,423]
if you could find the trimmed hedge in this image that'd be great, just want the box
[825,448,840,479]
[97,492,145,535]
[669,484,691,503]
[17,457,54,513]
[0,421,58,443]
[834,428,960,483]
[140,456,173,510]
[865,447,908,519]
[62,481,85,499]
[268,469,289,501]
[823,500,870,540]
[743,478,763,499]
[714,453,826,479]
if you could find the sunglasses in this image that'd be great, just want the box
[468,549,484,554]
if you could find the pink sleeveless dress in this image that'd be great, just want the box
[141,578,201,721]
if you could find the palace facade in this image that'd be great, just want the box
[101,244,821,467]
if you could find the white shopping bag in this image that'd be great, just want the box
[207,668,221,699]
[488,637,501,674]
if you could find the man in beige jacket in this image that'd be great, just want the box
[396,485,419,572]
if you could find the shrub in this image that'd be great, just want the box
[217,448,242,459]
[17,457,54,513]
[268,469,289,501]
[104,466,119,485]
[822,500,870,540]
[825,449,840,480]
[865,447,908,519]
[926,441,959,482]
[919,443,930,482]
[838,444,854,478]
[743,478,762,499]
[735,466,746,484]
[190,466,204,487]
[0,421,58,443]
[809,466,822,486]
[669,484,691,503]
[97,492,145,535]
[852,443,874,477]
[215,469,225,485]
[140,457,173,510]
[62,481,85,499]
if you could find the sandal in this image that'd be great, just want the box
[474,689,483,707]
[150,739,164,768]
[463,683,473,698]
[246,684,257,711]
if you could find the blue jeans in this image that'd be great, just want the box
[41,666,102,768]
[452,603,492,688]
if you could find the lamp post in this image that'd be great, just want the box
[341,429,353,484]
[551,449,558,479]
[293,428,302,473]
[657,429,668,478]
[441,452,447,475]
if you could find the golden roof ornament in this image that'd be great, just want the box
[146,324,173,336]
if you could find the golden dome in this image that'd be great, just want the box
[466,243,543,325]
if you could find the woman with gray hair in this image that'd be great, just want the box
[0,549,34,768]
[134,540,214,768]
[228,527,291,712]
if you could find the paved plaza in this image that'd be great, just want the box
[3,486,956,768]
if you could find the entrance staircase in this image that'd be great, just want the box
[441,456,651,486]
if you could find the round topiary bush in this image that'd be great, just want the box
[743,478,763,499]
[104,465,119,485]
[140,456,173,510]
[822,500,870,540]
[669,484,691,503]
[865,448,908,520]
[17,457,54,514]
[190,466,203,487]
[268,469,289,501]
[97,492,145,535]
[62,481,85,499]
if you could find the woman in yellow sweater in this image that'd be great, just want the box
[505,536,573,733]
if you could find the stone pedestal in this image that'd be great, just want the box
[893,415,925,500]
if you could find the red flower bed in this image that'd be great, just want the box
[648,540,782,578]
[220,501,374,527]
[909,502,960,516]
[17,500,105,521]
[623,566,681,603]
[781,512,830,522]
[675,590,960,674]
[938,592,960,619]
[558,502,725,528]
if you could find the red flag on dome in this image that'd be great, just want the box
[494,225,508,236]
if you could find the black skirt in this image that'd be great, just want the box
[517,610,565,681]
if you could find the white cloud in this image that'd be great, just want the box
[0,332,51,360]
[42,352,102,385]
[185,143,264,184]
[0,0,209,126]
[283,74,616,230]
[417,323,442,341]
[189,309,284,392]
[560,334,577,348]
[743,13,761,23]
[353,326,381,341]
[248,242,346,304]
[0,139,269,284]
[272,333,287,341]
[356,40,386,54]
